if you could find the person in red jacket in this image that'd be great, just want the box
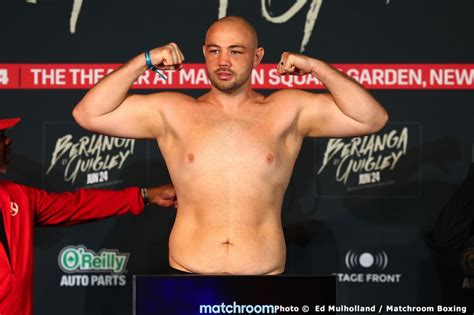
[0,117,177,315]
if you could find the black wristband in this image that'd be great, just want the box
[140,187,150,205]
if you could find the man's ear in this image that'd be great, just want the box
[202,45,206,58]
[253,47,264,67]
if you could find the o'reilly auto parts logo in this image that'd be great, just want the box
[59,245,129,273]
[58,245,129,287]
[336,250,401,284]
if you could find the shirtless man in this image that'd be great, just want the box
[72,16,388,275]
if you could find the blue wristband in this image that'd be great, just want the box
[144,50,167,80]
[145,50,153,69]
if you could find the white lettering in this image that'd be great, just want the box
[30,68,67,85]
[0,69,9,85]
[46,134,135,184]
[430,68,474,86]
[348,68,423,86]
[318,127,409,184]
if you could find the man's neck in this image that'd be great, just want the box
[207,85,258,110]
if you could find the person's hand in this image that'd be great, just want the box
[147,184,177,208]
[149,43,185,71]
[277,52,314,76]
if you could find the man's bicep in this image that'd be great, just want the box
[77,93,164,139]
[299,93,373,138]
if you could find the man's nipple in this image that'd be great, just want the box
[187,153,195,163]
[266,153,274,164]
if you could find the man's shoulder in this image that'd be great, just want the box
[142,92,198,113]
[148,91,197,103]
[265,89,329,108]
[263,89,316,107]
[265,89,311,101]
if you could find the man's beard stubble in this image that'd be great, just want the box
[207,67,252,93]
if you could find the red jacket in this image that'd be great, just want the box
[0,180,144,315]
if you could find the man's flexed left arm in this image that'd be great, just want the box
[278,52,388,138]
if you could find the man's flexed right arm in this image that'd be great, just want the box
[72,43,184,139]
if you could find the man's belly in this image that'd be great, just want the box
[168,209,286,275]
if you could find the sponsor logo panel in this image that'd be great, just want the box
[337,249,401,284]
[314,122,421,197]
[58,245,129,287]
[43,122,146,190]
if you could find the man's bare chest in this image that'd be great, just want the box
[161,103,301,164]
[164,109,288,167]
[182,111,282,149]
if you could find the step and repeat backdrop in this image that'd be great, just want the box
[1,0,473,314]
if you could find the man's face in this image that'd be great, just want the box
[203,21,261,93]
[0,130,12,173]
